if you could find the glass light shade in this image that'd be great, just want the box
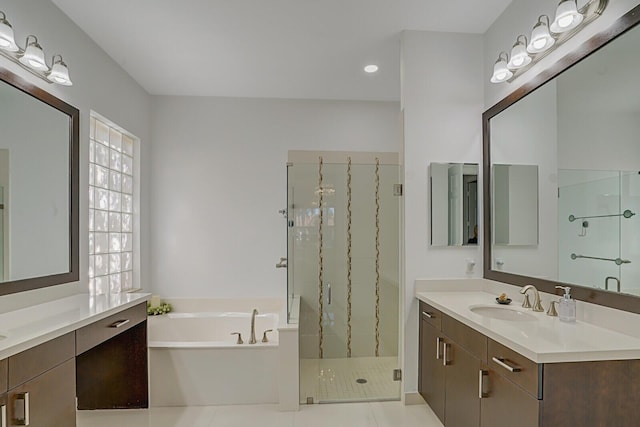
[47,59,72,86]
[19,40,47,70]
[507,41,532,69]
[527,21,555,53]
[0,18,18,52]
[551,0,583,33]
[490,56,513,83]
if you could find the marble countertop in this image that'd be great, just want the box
[416,290,640,363]
[0,292,150,360]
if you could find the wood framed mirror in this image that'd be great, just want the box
[483,3,640,313]
[0,68,79,296]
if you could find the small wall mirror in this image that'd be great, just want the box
[492,164,538,246]
[430,163,478,246]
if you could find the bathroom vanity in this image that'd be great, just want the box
[417,286,640,427]
[0,293,149,426]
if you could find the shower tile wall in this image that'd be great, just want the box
[292,162,399,360]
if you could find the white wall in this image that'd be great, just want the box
[0,0,151,313]
[149,96,399,299]
[401,30,484,395]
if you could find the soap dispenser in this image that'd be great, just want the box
[555,286,576,323]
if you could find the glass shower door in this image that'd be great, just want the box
[287,154,401,404]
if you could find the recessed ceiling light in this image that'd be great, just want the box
[364,64,379,73]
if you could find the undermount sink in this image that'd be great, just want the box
[469,305,537,321]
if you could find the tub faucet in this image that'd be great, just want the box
[520,285,544,312]
[249,309,258,344]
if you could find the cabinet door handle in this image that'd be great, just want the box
[110,319,131,328]
[435,337,442,360]
[442,342,450,366]
[478,370,488,399]
[1,404,6,427]
[13,392,29,426]
[422,311,433,319]
[492,356,521,372]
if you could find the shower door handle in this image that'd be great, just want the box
[327,283,332,305]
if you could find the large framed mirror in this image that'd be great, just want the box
[0,68,79,296]
[483,3,640,313]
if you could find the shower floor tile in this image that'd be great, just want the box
[300,356,400,403]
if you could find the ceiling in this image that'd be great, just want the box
[52,0,513,101]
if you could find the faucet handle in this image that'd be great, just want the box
[521,294,532,309]
[231,332,243,344]
[262,329,273,343]
[547,301,559,317]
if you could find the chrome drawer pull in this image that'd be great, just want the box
[422,311,433,319]
[1,404,6,427]
[442,343,450,366]
[13,392,29,425]
[479,370,488,399]
[436,337,442,360]
[492,356,521,372]
[110,319,131,328]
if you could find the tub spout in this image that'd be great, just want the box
[249,309,258,344]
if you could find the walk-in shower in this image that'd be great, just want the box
[286,151,401,404]
[558,169,640,295]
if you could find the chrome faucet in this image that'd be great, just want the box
[520,285,544,312]
[605,276,620,292]
[249,309,258,344]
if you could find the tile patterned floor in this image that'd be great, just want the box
[300,356,400,403]
[77,401,445,427]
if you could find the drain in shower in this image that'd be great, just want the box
[356,378,368,384]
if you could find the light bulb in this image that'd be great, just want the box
[558,15,574,28]
[532,38,547,50]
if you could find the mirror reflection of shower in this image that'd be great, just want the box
[558,169,640,296]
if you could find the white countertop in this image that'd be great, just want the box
[0,292,150,360]
[416,290,640,363]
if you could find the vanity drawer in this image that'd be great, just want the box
[442,314,487,362]
[488,338,541,399]
[7,332,75,389]
[419,301,442,330]
[0,359,6,393]
[76,302,147,355]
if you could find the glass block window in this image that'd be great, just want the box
[89,116,137,294]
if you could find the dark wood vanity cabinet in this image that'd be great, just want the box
[419,308,445,422]
[418,300,640,427]
[76,302,148,410]
[418,302,486,427]
[6,332,76,427]
[1,358,6,426]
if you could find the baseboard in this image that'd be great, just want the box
[403,392,426,405]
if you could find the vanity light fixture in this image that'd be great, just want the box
[47,54,72,86]
[490,52,513,83]
[19,35,46,70]
[507,35,532,69]
[490,0,608,84]
[0,10,73,85]
[551,0,584,33]
[0,12,18,52]
[527,15,555,53]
